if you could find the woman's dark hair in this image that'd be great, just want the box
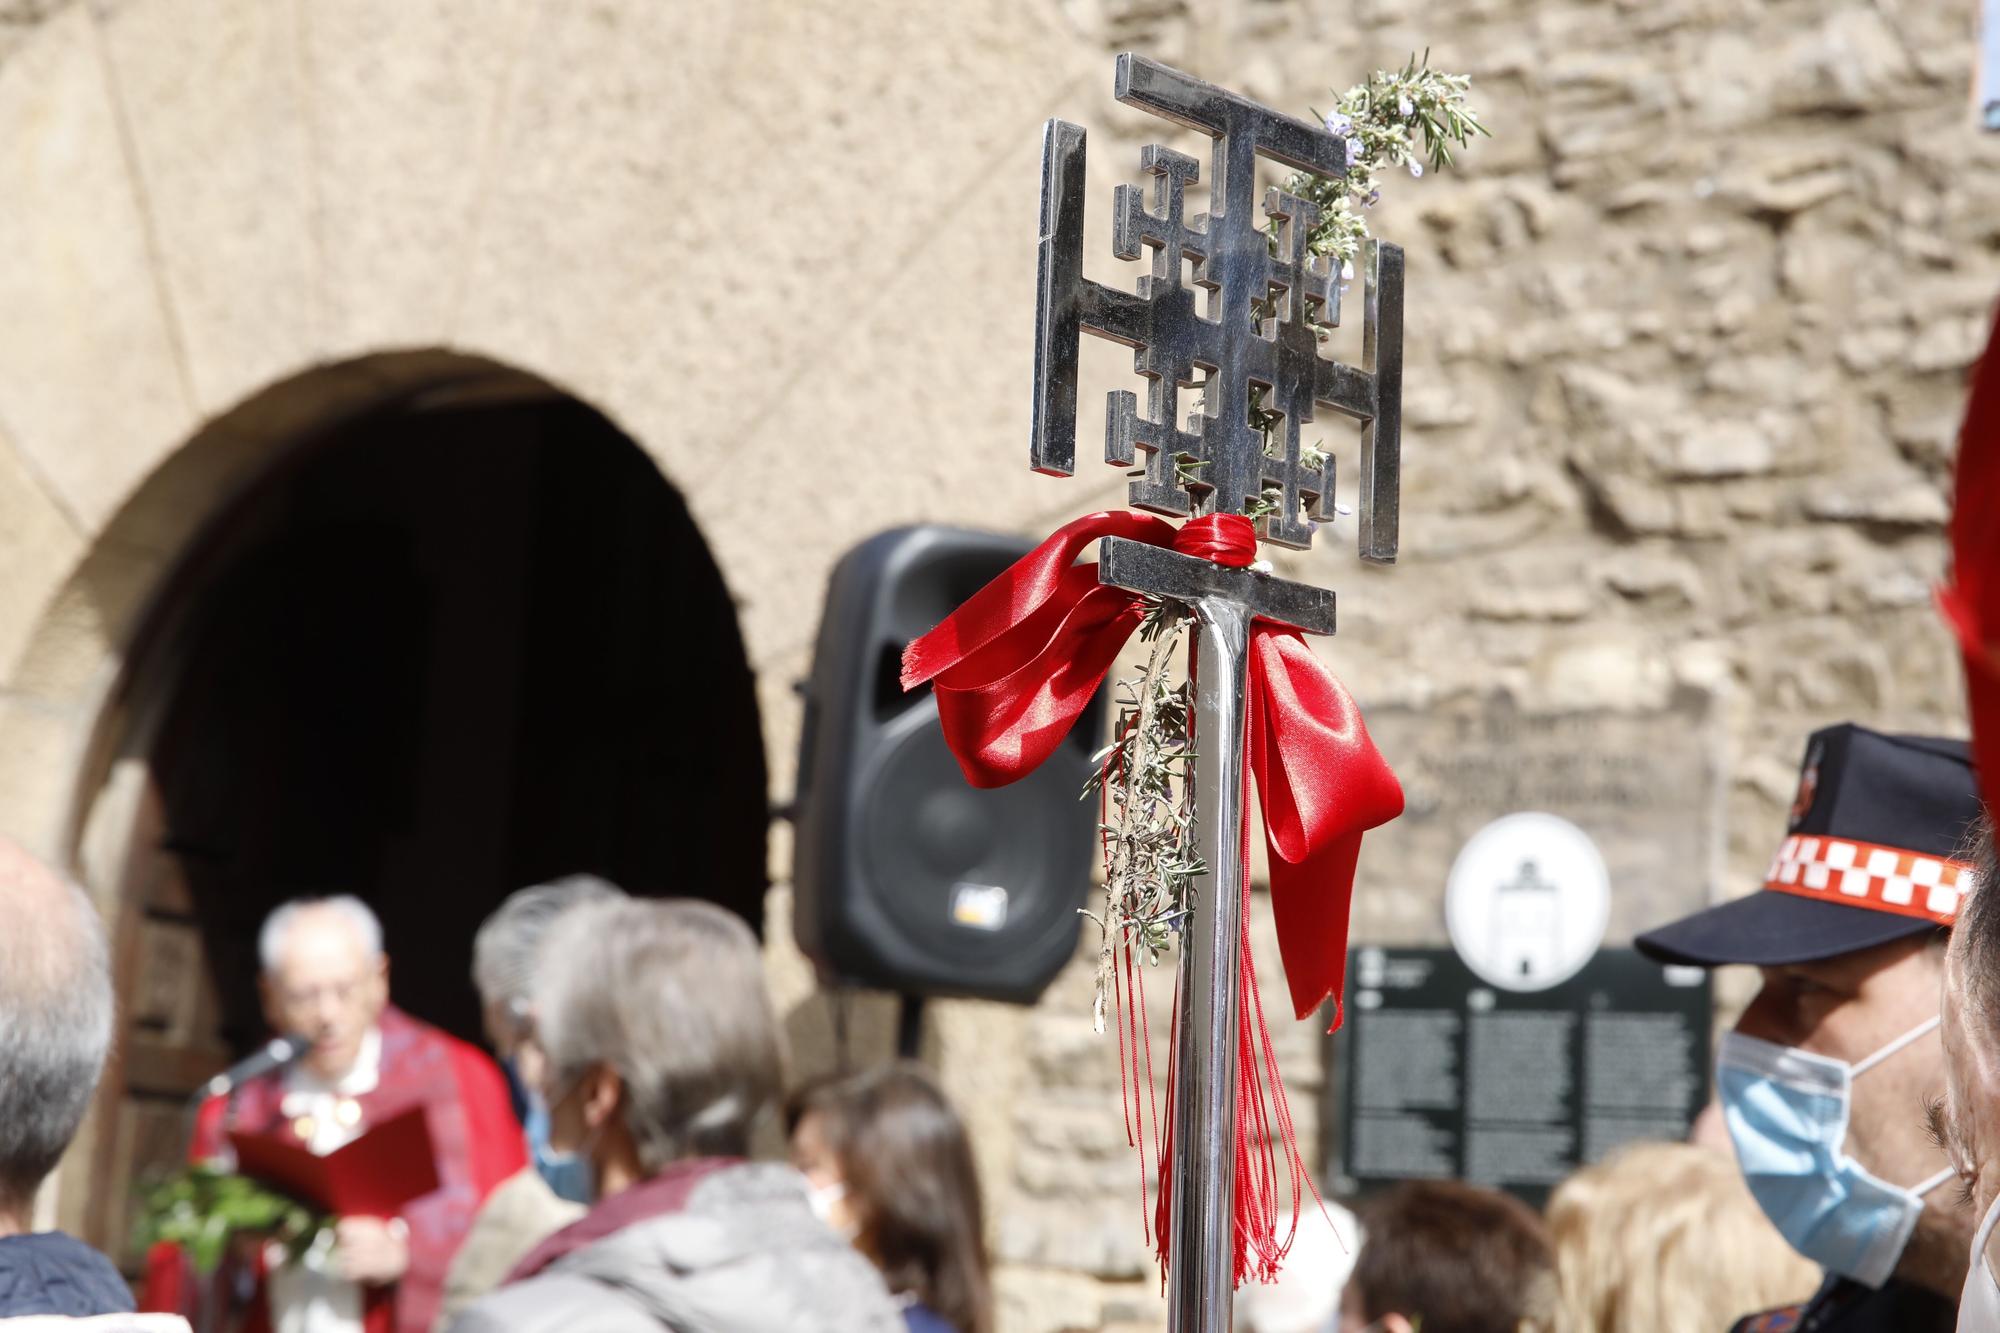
[791,1062,992,1333]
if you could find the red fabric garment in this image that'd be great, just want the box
[147,1007,524,1333]
[1941,301,2000,796]
[902,510,1404,1022]
[143,1236,277,1333]
[501,1157,739,1285]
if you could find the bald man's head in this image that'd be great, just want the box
[0,836,113,1214]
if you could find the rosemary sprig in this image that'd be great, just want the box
[1083,601,1201,1031]
[1281,52,1487,281]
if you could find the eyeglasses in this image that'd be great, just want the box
[275,975,370,1010]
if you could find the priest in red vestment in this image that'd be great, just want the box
[151,895,523,1333]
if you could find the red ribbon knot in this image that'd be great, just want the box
[900,509,1403,1026]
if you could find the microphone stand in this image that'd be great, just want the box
[175,1037,306,1333]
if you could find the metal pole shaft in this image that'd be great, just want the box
[1167,595,1253,1333]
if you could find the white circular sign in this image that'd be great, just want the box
[1445,812,1609,992]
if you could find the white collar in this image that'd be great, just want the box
[285,1026,382,1099]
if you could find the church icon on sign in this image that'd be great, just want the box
[1446,813,1611,994]
[1490,858,1563,982]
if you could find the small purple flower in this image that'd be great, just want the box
[1345,136,1365,166]
[1364,188,1381,207]
[1341,259,1356,280]
[1398,93,1414,118]
[1409,159,1424,178]
[1324,111,1352,137]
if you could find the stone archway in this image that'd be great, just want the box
[48,351,767,1268]
[0,2,1142,1319]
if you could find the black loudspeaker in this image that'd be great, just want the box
[792,526,1108,1004]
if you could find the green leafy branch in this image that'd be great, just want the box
[1245,55,1485,480]
[1285,51,1488,276]
[134,1165,332,1275]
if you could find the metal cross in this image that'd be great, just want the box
[1033,53,1404,559]
[1027,54,1407,1332]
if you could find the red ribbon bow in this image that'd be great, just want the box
[901,510,1404,1026]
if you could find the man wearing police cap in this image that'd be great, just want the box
[1637,723,1982,1332]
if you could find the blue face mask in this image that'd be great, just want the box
[525,1089,596,1205]
[1716,1018,1953,1289]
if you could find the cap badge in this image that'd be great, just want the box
[1789,742,1823,830]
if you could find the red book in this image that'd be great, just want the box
[227,1106,441,1218]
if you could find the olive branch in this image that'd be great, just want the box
[1083,599,1201,1033]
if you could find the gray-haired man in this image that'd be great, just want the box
[0,834,132,1317]
[439,875,625,1319]
[178,896,523,1333]
[450,897,900,1333]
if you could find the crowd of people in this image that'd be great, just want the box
[2,711,1999,1332]
[0,845,994,1333]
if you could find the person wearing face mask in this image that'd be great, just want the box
[1635,723,1982,1333]
[438,875,625,1321]
[787,1063,993,1333]
[446,897,900,1333]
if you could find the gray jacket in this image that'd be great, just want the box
[445,1163,902,1333]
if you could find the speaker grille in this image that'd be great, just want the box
[792,525,1107,1003]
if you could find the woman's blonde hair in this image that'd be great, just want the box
[1548,1140,1819,1333]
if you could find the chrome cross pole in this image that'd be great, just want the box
[1028,54,1403,1333]
[1096,541,1336,1328]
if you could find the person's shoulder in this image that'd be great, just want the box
[385,1007,507,1081]
[464,1169,586,1258]
[0,1232,137,1318]
[590,1165,901,1331]
[1825,1277,1957,1332]
[483,1166,574,1218]
[381,1005,464,1054]
[378,1007,509,1097]
[1731,1276,1957,1333]
[447,1271,657,1333]
[0,1318,192,1332]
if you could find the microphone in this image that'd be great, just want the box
[194,1034,310,1102]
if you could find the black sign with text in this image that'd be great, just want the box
[1327,947,1712,1208]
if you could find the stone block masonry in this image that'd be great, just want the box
[0,0,1990,1328]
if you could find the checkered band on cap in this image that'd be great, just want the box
[1763,834,1980,926]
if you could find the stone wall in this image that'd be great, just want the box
[0,0,1994,1329]
[881,1,1994,1324]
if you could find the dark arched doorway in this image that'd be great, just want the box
[82,368,767,1263]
